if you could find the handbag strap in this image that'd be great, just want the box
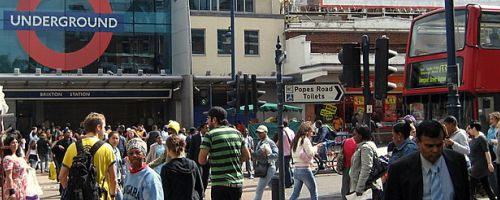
[358,142,378,163]
[284,129,292,145]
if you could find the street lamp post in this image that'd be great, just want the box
[444,0,461,122]
[230,0,236,80]
[274,37,286,200]
[361,35,372,130]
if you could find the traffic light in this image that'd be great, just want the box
[251,74,266,114]
[375,36,398,100]
[243,74,250,114]
[338,43,361,88]
[227,74,240,112]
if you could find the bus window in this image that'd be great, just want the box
[478,97,495,132]
[409,10,467,57]
[430,94,447,121]
[480,12,500,48]
[405,93,473,127]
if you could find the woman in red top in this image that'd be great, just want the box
[341,137,357,200]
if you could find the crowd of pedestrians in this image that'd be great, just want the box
[4,107,500,200]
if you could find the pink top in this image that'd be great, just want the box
[2,155,28,200]
[343,138,357,168]
[283,127,295,156]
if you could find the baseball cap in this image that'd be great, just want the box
[256,125,268,133]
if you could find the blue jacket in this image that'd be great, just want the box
[252,137,279,165]
[389,138,418,165]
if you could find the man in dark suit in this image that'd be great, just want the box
[188,122,210,191]
[385,120,471,200]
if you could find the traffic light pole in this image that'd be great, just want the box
[244,74,249,126]
[444,0,461,122]
[209,82,213,108]
[361,35,372,130]
[274,37,286,200]
[230,0,236,80]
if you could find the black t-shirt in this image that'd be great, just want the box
[37,138,50,155]
[470,134,489,178]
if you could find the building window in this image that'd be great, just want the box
[217,29,231,55]
[189,0,211,10]
[219,0,231,11]
[192,29,206,55]
[244,30,259,55]
[190,0,254,12]
[244,0,254,12]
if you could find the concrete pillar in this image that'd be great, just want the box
[181,74,194,128]
[36,101,44,126]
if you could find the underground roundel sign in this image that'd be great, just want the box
[4,0,124,70]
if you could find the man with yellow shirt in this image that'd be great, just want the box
[59,112,117,200]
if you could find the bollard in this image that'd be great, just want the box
[271,175,279,200]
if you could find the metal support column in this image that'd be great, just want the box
[230,0,236,80]
[361,35,372,130]
[274,37,286,200]
[445,0,461,122]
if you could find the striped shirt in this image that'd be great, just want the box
[200,126,246,186]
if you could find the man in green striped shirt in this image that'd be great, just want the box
[199,106,251,200]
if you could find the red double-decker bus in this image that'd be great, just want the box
[403,4,500,128]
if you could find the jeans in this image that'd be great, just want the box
[244,160,253,177]
[39,154,49,173]
[211,186,242,200]
[341,168,350,200]
[254,165,276,200]
[289,168,318,200]
[496,164,500,199]
[284,155,293,186]
[488,165,498,196]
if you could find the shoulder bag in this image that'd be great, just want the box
[364,145,388,190]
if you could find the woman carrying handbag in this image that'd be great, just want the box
[252,125,278,200]
[289,122,323,200]
[349,125,382,200]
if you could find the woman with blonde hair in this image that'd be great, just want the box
[289,122,323,200]
[492,111,500,199]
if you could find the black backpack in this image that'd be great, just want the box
[63,140,105,200]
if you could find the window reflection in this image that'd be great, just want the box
[217,29,231,55]
[192,29,205,54]
[189,0,254,12]
[244,30,258,55]
[0,0,171,74]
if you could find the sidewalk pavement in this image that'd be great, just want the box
[38,172,341,200]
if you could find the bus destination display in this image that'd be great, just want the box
[408,58,462,88]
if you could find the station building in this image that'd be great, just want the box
[0,0,290,134]
[0,0,192,134]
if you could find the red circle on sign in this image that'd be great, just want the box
[16,0,113,70]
